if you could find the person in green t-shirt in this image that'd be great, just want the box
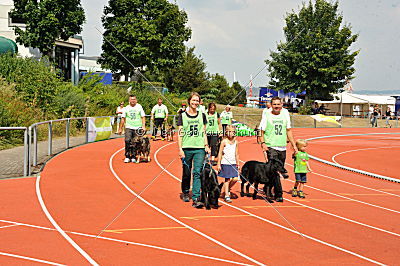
[220,105,233,136]
[118,95,146,163]
[151,98,168,140]
[205,102,221,164]
[260,96,298,202]
[292,139,312,198]
[177,92,210,208]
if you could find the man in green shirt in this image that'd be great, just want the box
[151,98,168,140]
[118,95,146,163]
[260,97,298,202]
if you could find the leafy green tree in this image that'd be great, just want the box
[99,0,191,80]
[10,0,85,58]
[164,47,208,94]
[231,81,247,105]
[201,73,228,104]
[266,0,359,100]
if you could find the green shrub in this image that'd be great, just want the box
[0,54,61,114]
[0,79,43,149]
[298,105,312,115]
[53,82,86,118]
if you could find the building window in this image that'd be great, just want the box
[8,12,26,27]
[55,46,72,81]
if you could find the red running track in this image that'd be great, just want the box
[0,128,399,265]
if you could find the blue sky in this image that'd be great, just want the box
[80,0,400,92]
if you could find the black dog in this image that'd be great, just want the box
[200,162,221,210]
[131,136,151,163]
[240,158,287,202]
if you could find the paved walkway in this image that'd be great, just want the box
[1,135,86,178]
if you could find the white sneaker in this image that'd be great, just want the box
[131,158,137,163]
[124,158,130,163]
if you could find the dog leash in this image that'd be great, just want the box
[223,157,305,239]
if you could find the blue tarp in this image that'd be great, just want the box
[80,72,113,85]
[259,87,305,108]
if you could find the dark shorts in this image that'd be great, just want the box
[295,173,307,183]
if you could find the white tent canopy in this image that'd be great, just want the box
[316,92,395,105]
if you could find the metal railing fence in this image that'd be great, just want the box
[1,114,177,178]
[0,127,29,177]
[232,114,399,129]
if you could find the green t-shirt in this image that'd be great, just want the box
[263,112,288,147]
[123,104,145,129]
[206,112,219,134]
[152,104,168,119]
[181,112,205,148]
[294,151,309,173]
[220,111,232,125]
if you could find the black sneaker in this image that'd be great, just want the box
[182,193,190,202]
[192,199,204,208]
[275,197,284,202]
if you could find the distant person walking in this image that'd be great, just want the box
[220,105,233,136]
[151,98,168,140]
[206,102,221,164]
[177,92,210,208]
[118,95,146,163]
[115,102,125,134]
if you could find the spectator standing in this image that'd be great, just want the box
[198,99,206,114]
[259,97,298,202]
[368,105,374,120]
[118,95,146,163]
[385,107,392,128]
[220,105,233,136]
[371,104,380,127]
[177,92,210,208]
[115,102,125,134]
[206,103,221,164]
[151,98,168,140]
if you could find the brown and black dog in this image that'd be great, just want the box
[166,125,175,141]
[131,136,151,163]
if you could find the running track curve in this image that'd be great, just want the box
[0,128,399,265]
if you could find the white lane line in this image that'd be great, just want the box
[109,147,264,266]
[36,175,99,265]
[155,142,384,265]
[238,158,400,237]
[285,163,400,214]
[331,146,400,166]
[0,219,251,266]
[0,251,65,266]
[284,198,400,237]
[308,169,400,198]
[0,224,19,230]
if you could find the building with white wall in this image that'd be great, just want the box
[0,0,83,84]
